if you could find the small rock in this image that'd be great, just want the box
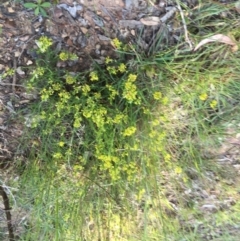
[100,50,107,56]
[78,17,88,26]
[119,20,144,29]
[201,204,218,213]
[14,51,21,57]
[159,0,166,8]
[20,92,37,100]
[95,44,101,50]
[26,60,33,65]
[98,34,111,41]
[16,67,25,76]
[233,164,240,170]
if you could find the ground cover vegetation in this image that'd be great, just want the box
[1,1,240,240]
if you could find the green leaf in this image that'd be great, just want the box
[41,2,51,8]
[34,7,40,16]
[39,7,47,17]
[23,3,38,8]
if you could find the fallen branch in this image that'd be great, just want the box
[0,185,15,241]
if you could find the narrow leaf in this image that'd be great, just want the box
[34,7,40,16]
[24,3,38,8]
[40,7,47,17]
[41,2,51,8]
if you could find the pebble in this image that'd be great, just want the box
[95,44,101,50]
[201,204,218,213]
[100,50,107,56]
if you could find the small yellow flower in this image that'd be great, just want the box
[210,100,217,109]
[73,117,82,128]
[199,93,208,101]
[107,66,117,75]
[89,71,99,81]
[58,141,65,147]
[153,91,162,100]
[164,153,171,162]
[127,74,137,82]
[111,38,122,49]
[161,97,169,105]
[59,52,69,61]
[123,126,136,137]
[65,74,75,85]
[53,152,62,159]
[118,63,127,73]
[2,68,15,78]
[105,56,113,64]
[69,53,78,61]
[175,166,182,174]
[82,84,90,95]
[35,36,53,53]
[152,119,160,126]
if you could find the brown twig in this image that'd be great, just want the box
[12,57,17,95]
[0,185,15,241]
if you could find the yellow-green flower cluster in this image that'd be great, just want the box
[82,84,91,96]
[89,71,99,81]
[153,91,162,100]
[58,141,65,147]
[199,93,208,101]
[122,126,136,136]
[59,51,78,61]
[58,90,71,103]
[105,56,113,64]
[35,36,53,53]
[91,106,107,128]
[32,67,45,79]
[26,38,165,183]
[112,113,126,124]
[1,68,15,78]
[98,154,119,169]
[210,99,217,109]
[40,87,54,102]
[106,84,118,103]
[65,74,76,85]
[107,66,117,75]
[122,74,138,103]
[118,63,126,73]
[111,38,122,49]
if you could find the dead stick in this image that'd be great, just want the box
[0,186,15,241]
[12,57,17,94]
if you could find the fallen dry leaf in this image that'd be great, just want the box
[235,1,240,14]
[140,16,161,26]
[194,34,238,52]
